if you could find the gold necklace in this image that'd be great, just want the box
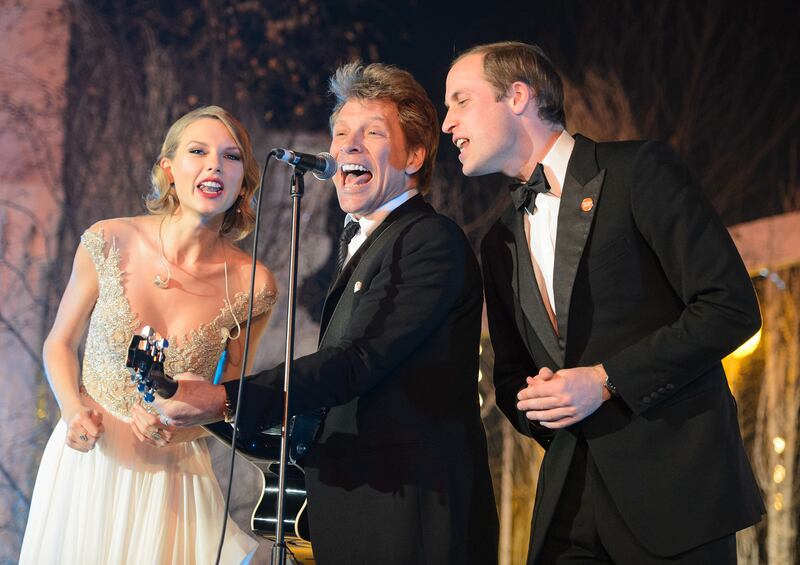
[153,216,242,341]
[153,216,172,289]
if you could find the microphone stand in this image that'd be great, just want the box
[272,166,306,565]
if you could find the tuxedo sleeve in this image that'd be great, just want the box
[226,216,473,435]
[481,229,554,449]
[603,141,761,415]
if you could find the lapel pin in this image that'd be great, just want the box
[580,197,594,212]
[354,281,363,293]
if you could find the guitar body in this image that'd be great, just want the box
[127,327,322,563]
[205,421,315,563]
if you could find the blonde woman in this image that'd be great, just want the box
[20,106,276,564]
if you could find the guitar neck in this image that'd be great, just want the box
[203,420,283,463]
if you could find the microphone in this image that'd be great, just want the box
[271,148,337,180]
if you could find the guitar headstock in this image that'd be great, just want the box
[126,325,175,402]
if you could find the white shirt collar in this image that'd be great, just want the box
[344,188,419,238]
[540,130,575,198]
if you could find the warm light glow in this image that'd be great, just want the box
[773,464,786,484]
[773,436,786,454]
[478,370,483,382]
[479,345,483,355]
[478,393,483,407]
[774,493,784,512]
[731,329,761,359]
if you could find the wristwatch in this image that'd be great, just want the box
[222,390,235,424]
[603,373,618,396]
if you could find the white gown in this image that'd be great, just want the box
[20,229,276,565]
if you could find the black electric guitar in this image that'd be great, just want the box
[126,327,319,563]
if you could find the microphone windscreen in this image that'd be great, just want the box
[313,152,337,180]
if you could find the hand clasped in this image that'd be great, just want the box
[516,365,610,429]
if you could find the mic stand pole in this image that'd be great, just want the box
[272,167,305,565]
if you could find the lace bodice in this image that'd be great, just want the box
[80,229,277,419]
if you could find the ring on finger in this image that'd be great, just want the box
[79,433,89,442]
[151,430,162,441]
[159,415,172,427]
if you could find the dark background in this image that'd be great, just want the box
[64,0,798,329]
[76,0,799,225]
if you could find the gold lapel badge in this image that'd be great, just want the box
[580,197,594,212]
[354,281,363,293]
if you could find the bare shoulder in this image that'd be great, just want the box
[224,242,278,296]
[85,215,154,245]
[254,261,277,296]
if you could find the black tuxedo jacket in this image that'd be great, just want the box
[481,135,764,560]
[229,195,498,564]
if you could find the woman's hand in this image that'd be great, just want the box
[130,403,207,447]
[64,405,105,452]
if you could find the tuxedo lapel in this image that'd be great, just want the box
[319,195,431,340]
[326,227,375,301]
[506,208,564,366]
[553,135,605,344]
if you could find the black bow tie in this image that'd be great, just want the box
[510,163,551,211]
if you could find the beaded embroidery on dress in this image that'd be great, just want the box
[79,229,276,419]
[19,228,277,565]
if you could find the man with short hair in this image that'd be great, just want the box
[443,41,763,564]
[157,61,499,565]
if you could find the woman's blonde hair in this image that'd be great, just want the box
[147,105,260,240]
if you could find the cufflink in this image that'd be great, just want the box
[354,281,363,293]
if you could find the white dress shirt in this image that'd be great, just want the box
[524,130,575,316]
[344,188,419,266]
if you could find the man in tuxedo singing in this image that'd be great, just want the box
[442,41,764,564]
[156,62,499,564]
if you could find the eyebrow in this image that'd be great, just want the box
[334,115,388,127]
[186,140,240,151]
[443,90,465,108]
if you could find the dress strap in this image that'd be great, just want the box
[80,228,112,273]
[252,285,278,318]
[217,285,277,332]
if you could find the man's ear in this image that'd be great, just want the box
[405,146,425,175]
[508,81,534,116]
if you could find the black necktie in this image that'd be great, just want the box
[336,220,361,273]
[510,162,551,212]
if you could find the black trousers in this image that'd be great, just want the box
[538,439,736,565]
